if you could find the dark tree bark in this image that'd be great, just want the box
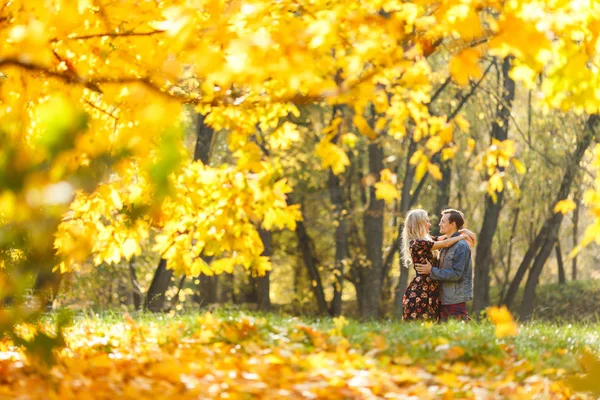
[499,205,521,300]
[555,240,566,284]
[502,222,547,307]
[432,161,452,220]
[128,258,143,310]
[329,169,349,316]
[519,114,598,320]
[195,273,218,306]
[328,107,349,316]
[166,276,186,312]
[145,258,173,312]
[292,197,330,315]
[194,114,219,306]
[359,142,385,320]
[33,264,63,310]
[572,190,580,281]
[218,273,234,303]
[473,57,515,316]
[256,229,272,311]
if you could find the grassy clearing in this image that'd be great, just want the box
[70,309,600,372]
[3,310,598,399]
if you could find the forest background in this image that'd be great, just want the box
[3,1,600,398]
[2,0,600,323]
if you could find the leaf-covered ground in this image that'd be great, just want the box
[0,312,599,399]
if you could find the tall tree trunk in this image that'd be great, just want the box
[291,195,330,315]
[572,190,580,281]
[219,274,234,303]
[499,205,521,301]
[256,229,272,311]
[329,107,349,316]
[145,258,173,312]
[329,170,349,316]
[193,114,219,307]
[555,240,566,284]
[432,161,452,222]
[195,274,218,306]
[33,264,63,310]
[128,258,143,310]
[502,222,547,307]
[473,57,515,316]
[519,114,598,320]
[360,142,385,320]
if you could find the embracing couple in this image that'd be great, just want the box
[401,208,476,322]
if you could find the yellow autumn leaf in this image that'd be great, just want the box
[315,139,350,175]
[425,136,444,153]
[466,138,476,155]
[122,238,139,260]
[454,115,470,133]
[439,125,453,145]
[375,117,387,133]
[512,158,527,174]
[449,48,483,86]
[441,147,457,161]
[353,115,378,140]
[488,172,504,193]
[566,351,600,396]
[427,163,443,180]
[341,133,358,148]
[554,199,577,214]
[375,181,400,203]
[415,158,429,183]
[487,306,518,338]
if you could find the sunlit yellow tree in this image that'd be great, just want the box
[3,0,600,323]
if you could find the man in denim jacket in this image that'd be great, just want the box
[416,209,473,321]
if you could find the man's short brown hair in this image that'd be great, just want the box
[441,209,465,230]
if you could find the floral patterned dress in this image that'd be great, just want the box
[402,238,441,321]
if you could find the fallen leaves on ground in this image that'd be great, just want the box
[0,313,594,399]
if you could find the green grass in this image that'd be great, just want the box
[62,308,600,376]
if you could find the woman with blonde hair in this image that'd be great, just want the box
[401,209,474,321]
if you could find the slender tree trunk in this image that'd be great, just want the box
[328,107,349,316]
[194,114,219,306]
[519,114,598,320]
[329,170,349,316]
[128,258,143,310]
[360,142,385,320]
[195,273,218,306]
[432,161,451,221]
[256,229,272,311]
[145,259,173,312]
[219,274,234,303]
[572,191,580,281]
[555,240,566,284]
[166,276,186,312]
[33,264,63,310]
[473,57,515,316]
[499,206,520,301]
[291,195,330,315]
[502,223,547,307]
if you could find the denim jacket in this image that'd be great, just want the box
[430,233,473,305]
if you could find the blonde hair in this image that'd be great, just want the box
[401,209,433,268]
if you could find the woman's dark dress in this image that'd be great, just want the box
[402,238,441,321]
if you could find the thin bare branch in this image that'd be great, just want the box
[64,29,167,41]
